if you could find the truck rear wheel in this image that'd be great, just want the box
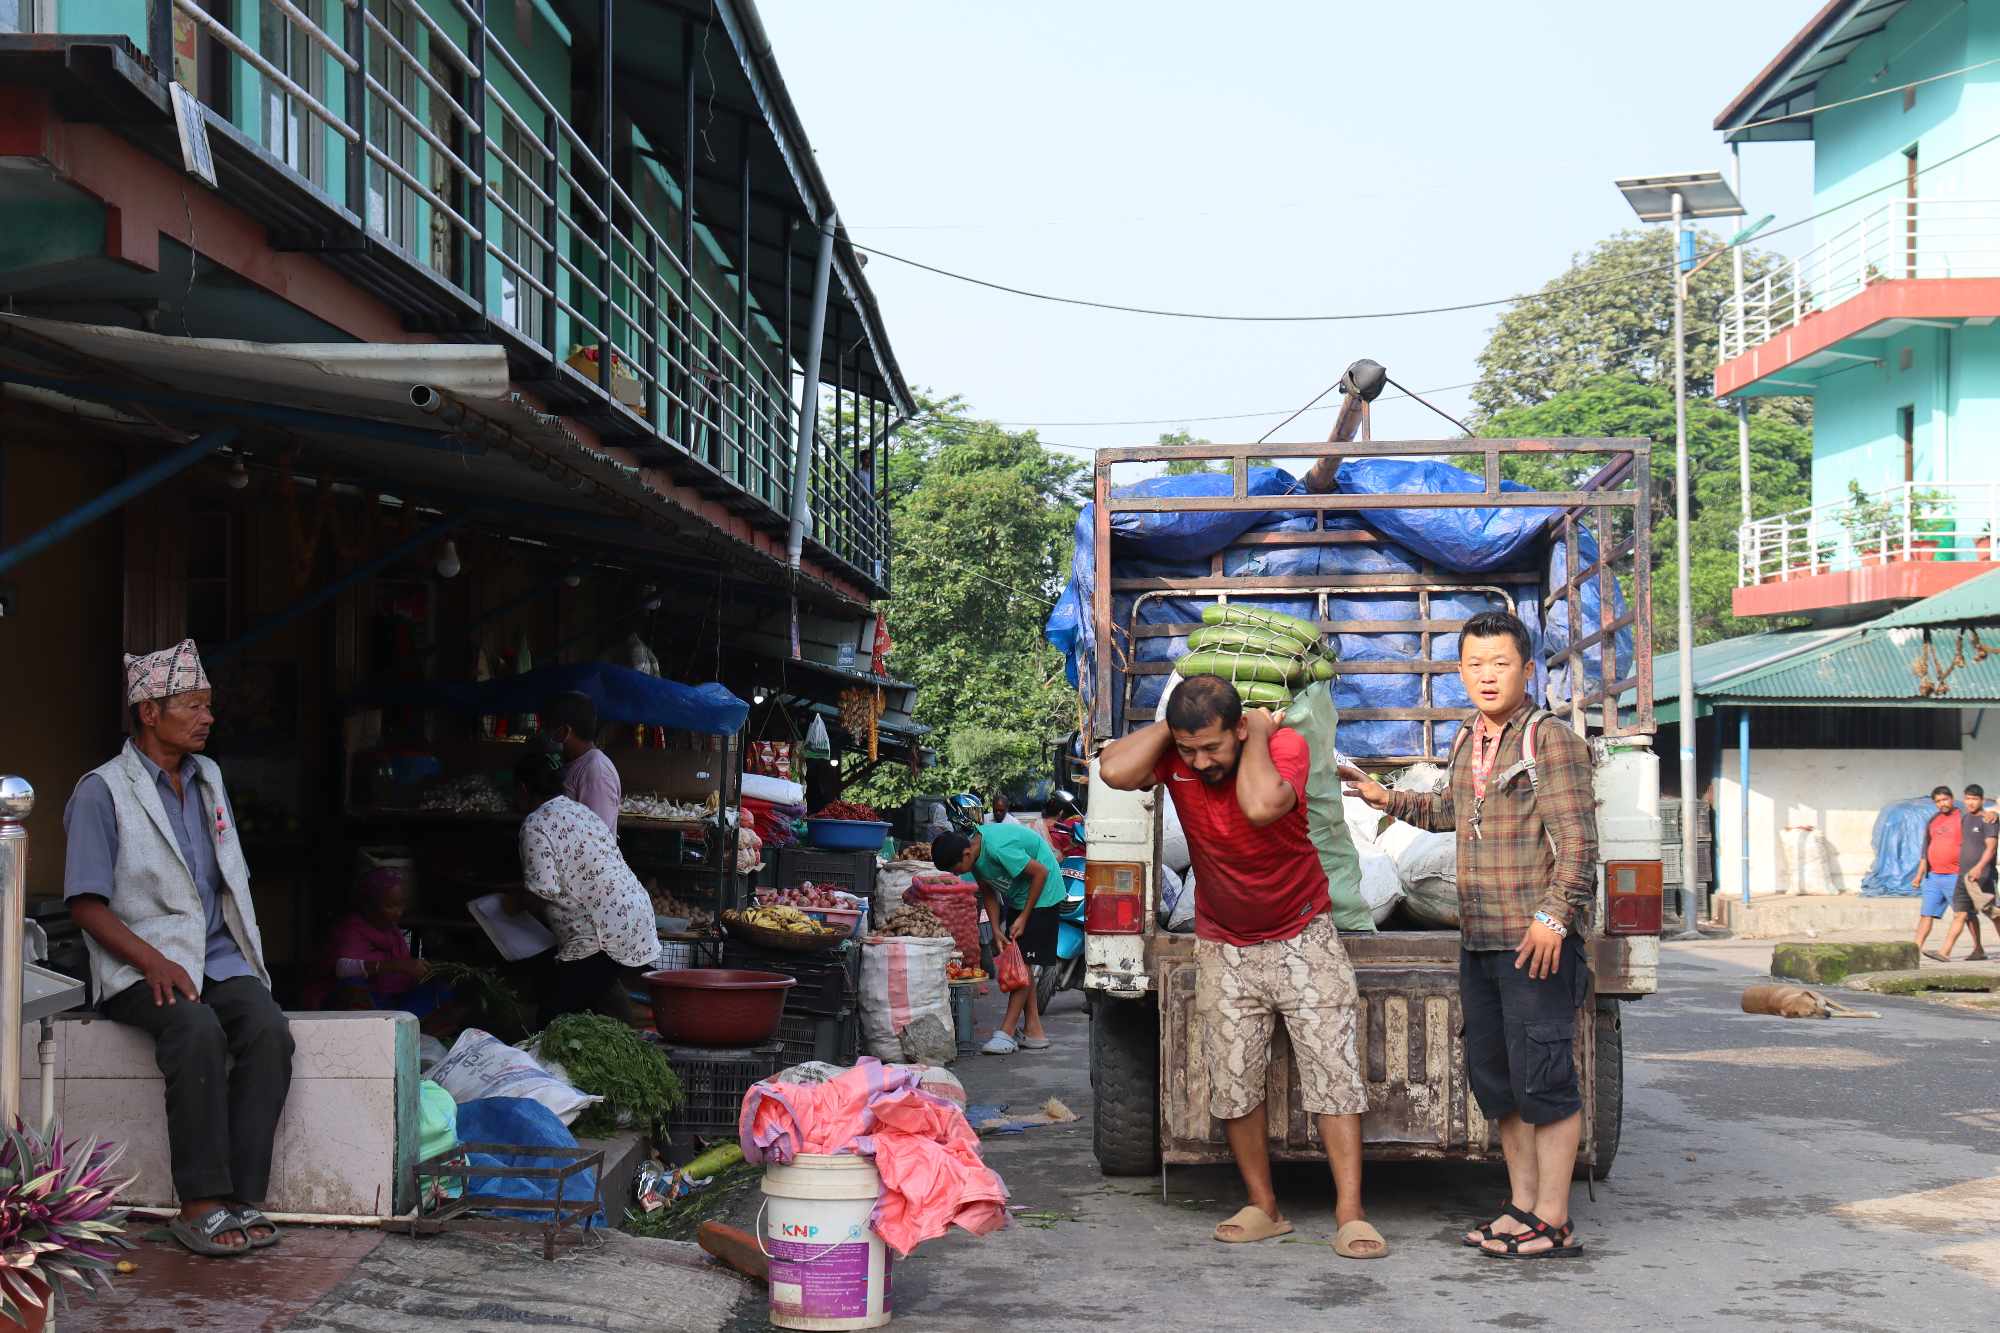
[1579,999,1623,1181]
[1090,992,1160,1177]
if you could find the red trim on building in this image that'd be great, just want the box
[1717,278,2000,396]
[1733,557,1998,619]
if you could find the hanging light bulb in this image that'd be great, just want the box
[562,567,582,588]
[226,458,250,490]
[436,539,462,579]
[753,691,767,705]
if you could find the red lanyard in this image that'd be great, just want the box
[1471,722,1502,800]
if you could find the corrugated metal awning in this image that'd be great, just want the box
[1870,568,2000,630]
[1713,0,1911,143]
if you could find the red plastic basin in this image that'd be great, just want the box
[640,968,796,1047]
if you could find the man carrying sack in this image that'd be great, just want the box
[63,640,292,1259]
[1099,673,1384,1261]
[1344,610,1597,1260]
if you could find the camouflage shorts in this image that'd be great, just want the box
[1195,913,1367,1120]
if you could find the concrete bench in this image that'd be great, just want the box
[21,1010,419,1217]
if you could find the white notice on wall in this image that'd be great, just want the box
[169,81,216,188]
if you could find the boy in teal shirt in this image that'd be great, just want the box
[932,823,1064,1054]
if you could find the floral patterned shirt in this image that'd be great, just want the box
[518,796,660,967]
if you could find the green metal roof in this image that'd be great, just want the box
[1869,568,2000,630]
[1715,627,2000,704]
[1626,629,1847,723]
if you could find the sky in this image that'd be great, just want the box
[759,0,1823,465]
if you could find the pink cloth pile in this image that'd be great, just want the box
[739,1058,1009,1256]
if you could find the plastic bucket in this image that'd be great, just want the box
[760,1154,892,1330]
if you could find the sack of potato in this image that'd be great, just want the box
[875,902,951,940]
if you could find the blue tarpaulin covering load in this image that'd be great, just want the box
[1046,459,1630,756]
[357,661,748,735]
[1861,797,1933,896]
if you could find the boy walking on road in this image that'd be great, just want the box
[1344,610,1597,1260]
[1098,673,1384,1261]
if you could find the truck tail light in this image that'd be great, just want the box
[1085,861,1145,934]
[1604,860,1663,936]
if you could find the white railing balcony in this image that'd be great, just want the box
[1738,480,2000,588]
[1719,197,2000,362]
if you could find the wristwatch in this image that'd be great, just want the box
[1533,910,1568,938]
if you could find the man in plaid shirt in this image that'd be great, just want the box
[1344,609,1598,1260]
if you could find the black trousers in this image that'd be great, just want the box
[101,975,295,1202]
[545,951,632,1022]
[1459,938,1590,1127]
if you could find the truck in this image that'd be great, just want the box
[1067,412,1663,1179]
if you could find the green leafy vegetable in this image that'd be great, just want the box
[535,1013,683,1138]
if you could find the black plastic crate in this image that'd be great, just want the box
[658,1042,782,1137]
[773,1008,859,1067]
[772,847,878,896]
[721,942,861,1016]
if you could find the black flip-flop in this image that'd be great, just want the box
[1461,1203,1534,1248]
[1481,1211,1584,1260]
[232,1205,280,1249]
[168,1207,250,1258]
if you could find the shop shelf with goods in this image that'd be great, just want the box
[339,660,752,975]
[765,846,880,899]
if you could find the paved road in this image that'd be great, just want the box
[725,939,2000,1332]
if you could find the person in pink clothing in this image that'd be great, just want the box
[548,691,621,836]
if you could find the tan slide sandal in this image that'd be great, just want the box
[1214,1206,1293,1243]
[1333,1219,1388,1259]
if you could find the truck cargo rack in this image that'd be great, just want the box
[1088,438,1653,757]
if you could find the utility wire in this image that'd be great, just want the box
[1256,379,1344,446]
[1385,375,1472,435]
[847,129,2000,325]
[905,380,1482,430]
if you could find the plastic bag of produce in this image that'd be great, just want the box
[903,877,982,964]
[430,1028,601,1126]
[860,936,955,1062]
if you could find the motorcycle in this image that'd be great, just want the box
[1035,816,1087,1016]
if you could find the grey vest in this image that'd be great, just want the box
[83,742,270,1002]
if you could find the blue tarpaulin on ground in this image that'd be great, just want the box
[1046,461,1629,755]
[1861,797,1933,896]
[455,1096,607,1226]
[356,661,747,735]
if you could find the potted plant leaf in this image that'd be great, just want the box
[0,1124,136,1332]
[1840,480,1894,566]
[1908,489,1953,561]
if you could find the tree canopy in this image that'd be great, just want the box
[854,392,1084,805]
[1473,228,1805,423]
[1478,376,1811,649]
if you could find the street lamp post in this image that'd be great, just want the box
[1615,172,1743,937]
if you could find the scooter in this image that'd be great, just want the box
[1035,817,1087,1016]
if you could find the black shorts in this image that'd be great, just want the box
[1005,902,1061,967]
[1952,875,1990,914]
[1459,936,1592,1126]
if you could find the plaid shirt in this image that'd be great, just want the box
[1384,702,1599,951]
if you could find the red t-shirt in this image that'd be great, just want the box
[1927,811,1961,874]
[1152,729,1330,946]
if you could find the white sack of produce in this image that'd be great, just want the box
[1158,865,1196,934]
[1343,795,1390,854]
[1397,829,1457,889]
[1401,876,1460,928]
[1356,851,1403,926]
[859,936,955,1063]
[872,860,932,925]
[1373,818,1426,864]
[430,1028,601,1126]
[1160,794,1192,874]
[741,773,807,807]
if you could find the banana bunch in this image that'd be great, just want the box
[729,905,834,936]
[1176,605,1337,708]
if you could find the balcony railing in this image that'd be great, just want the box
[147,0,888,586]
[1719,197,2000,361]
[1738,480,2000,588]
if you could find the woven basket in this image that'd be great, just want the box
[722,914,846,955]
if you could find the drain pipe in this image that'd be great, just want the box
[0,778,28,1132]
[787,211,839,569]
